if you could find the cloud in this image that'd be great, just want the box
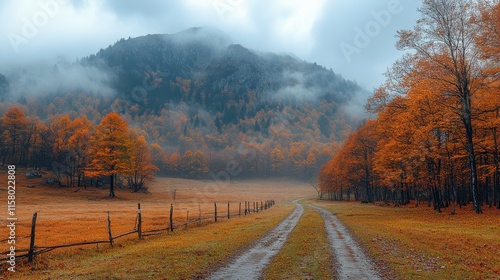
[6,61,115,98]
[168,26,232,50]
[101,0,170,18]
[0,0,423,91]
[274,71,319,102]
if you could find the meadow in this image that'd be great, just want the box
[1,169,499,279]
[311,200,500,279]
[0,170,311,253]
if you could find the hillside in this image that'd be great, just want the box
[82,28,359,116]
[1,27,365,179]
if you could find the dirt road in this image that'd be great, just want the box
[312,205,382,280]
[209,201,381,279]
[208,200,304,280]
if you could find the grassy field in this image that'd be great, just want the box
[2,168,500,279]
[0,169,312,278]
[11,202,296,279]
[0,170,311,249]
[311,199,500,280]
[263,203,335,279]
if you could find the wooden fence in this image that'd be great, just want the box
[0,199,275,264]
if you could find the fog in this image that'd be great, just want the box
[5,61,115,100]
[0,0,422,93]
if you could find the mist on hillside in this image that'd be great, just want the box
[0,27,367,179]
[4,62,116,101]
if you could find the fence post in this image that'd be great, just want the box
[228,202,230,219]
[170,203,174,232]
[239,202,241,216]
[214,202,218,222]
[107,212,113,247]
[137,203,142,240]
[28,212,38,263]
[198,204,202,226]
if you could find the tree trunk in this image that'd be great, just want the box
[109,174,115,198]
[464,114,482,213]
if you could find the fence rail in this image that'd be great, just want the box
[0,199,275,264]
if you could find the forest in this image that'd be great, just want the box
[0,27,363,189]
[0,108,157,197]
[319,0,500,214]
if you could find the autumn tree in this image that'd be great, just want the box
[50,114,74,185]
[288,142,306,175]
[476,0,500,208]
[319,0,500,213]
[326,121,378,202]
[396,0,483,213]
[27,118,50,170]
[68,116,93,187]
[86,112,132,198]
[128,132,159,192]
[192,150,209,177]
[180,150,194,177]
[0,107,28,165]
[270,148,284,175]
[150,143,168,171]
[167,151,181,174]
[49,114,93,186]
[319,141,351,201]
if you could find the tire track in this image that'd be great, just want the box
[209,200,304,280]
[311,205,381,280]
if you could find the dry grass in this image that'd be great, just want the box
[263,203,335,280]
[4,168,499,279]
[0,170,311,250]
[311,199,500,280]
[0,168,312,278]
[12,203,296,279]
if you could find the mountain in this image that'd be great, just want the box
[2,27,366,178]
[82,27,362,116]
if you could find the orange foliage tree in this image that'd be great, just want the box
[320,0,500,213]
[0,107,28,165]
[128,131,159,192]
[86,112,133,197]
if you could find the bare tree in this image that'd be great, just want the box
[396,0,483,213]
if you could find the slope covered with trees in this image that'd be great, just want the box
[319,0,500,213]
[0,27,364,183]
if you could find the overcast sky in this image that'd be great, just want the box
[0,0,422,91]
